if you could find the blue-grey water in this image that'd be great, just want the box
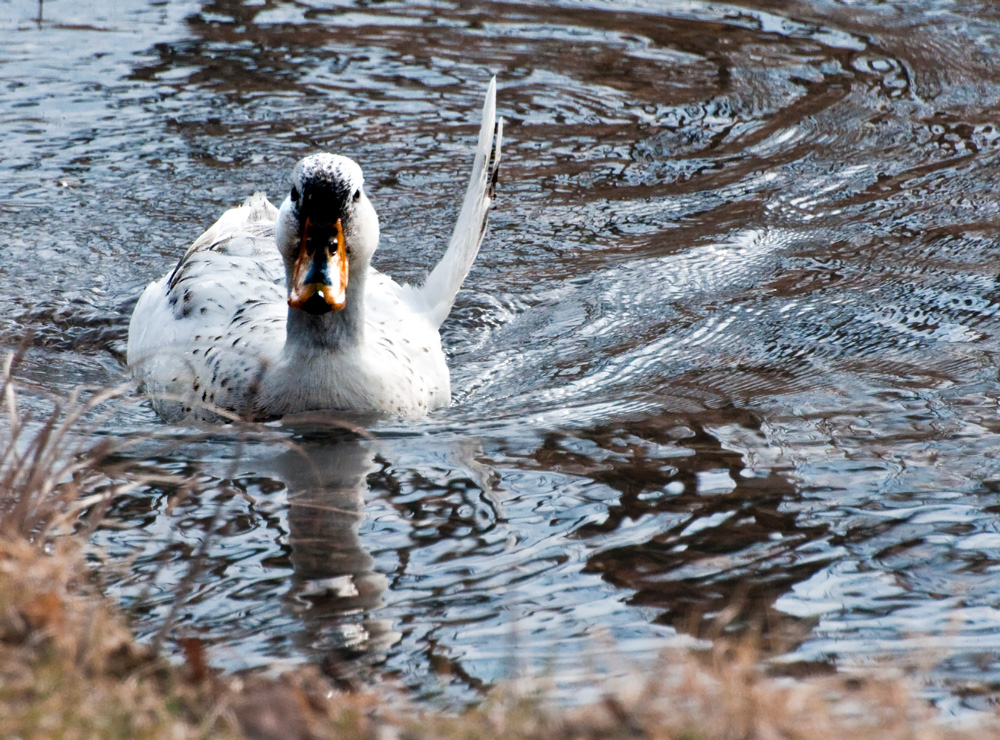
[5,0,1000,715]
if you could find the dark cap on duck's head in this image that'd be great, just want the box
[289,153,364,225]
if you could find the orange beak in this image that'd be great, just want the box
[287,217,348,314]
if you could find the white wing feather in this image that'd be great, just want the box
[417,76,503,328]
[127,193,286,420]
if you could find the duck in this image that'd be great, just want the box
[127,78,502,422]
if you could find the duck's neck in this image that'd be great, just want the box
[285,268,367,352]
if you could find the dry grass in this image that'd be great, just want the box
[0,350,176,543]
[0,537,244,740]
[2,354,1000,740]
[0,352,239,739]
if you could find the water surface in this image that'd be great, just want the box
[5,0,1000,714]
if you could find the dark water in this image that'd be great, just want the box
[6,0,1000,714]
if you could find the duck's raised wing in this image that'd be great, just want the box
[417,77,503,329]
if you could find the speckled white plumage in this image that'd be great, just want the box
[127,78,502,421]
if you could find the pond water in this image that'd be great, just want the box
[5,0,1000,715]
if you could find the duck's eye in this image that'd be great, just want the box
[353,189,361,202]
[290,186,300,203]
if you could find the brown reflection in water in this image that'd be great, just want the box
[530,410,833,643]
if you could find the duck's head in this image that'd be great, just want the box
[276,153,380,316]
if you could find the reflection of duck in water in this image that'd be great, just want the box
[127,80,502,421]
[269,432,399,669]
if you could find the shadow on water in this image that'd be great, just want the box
[7,0,1000,714]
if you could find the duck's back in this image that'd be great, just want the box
[127,193,287,421]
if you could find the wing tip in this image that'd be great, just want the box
[418,76,503,328]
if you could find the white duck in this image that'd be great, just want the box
[127,79,502,422]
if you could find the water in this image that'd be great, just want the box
[5,0,1000,714]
